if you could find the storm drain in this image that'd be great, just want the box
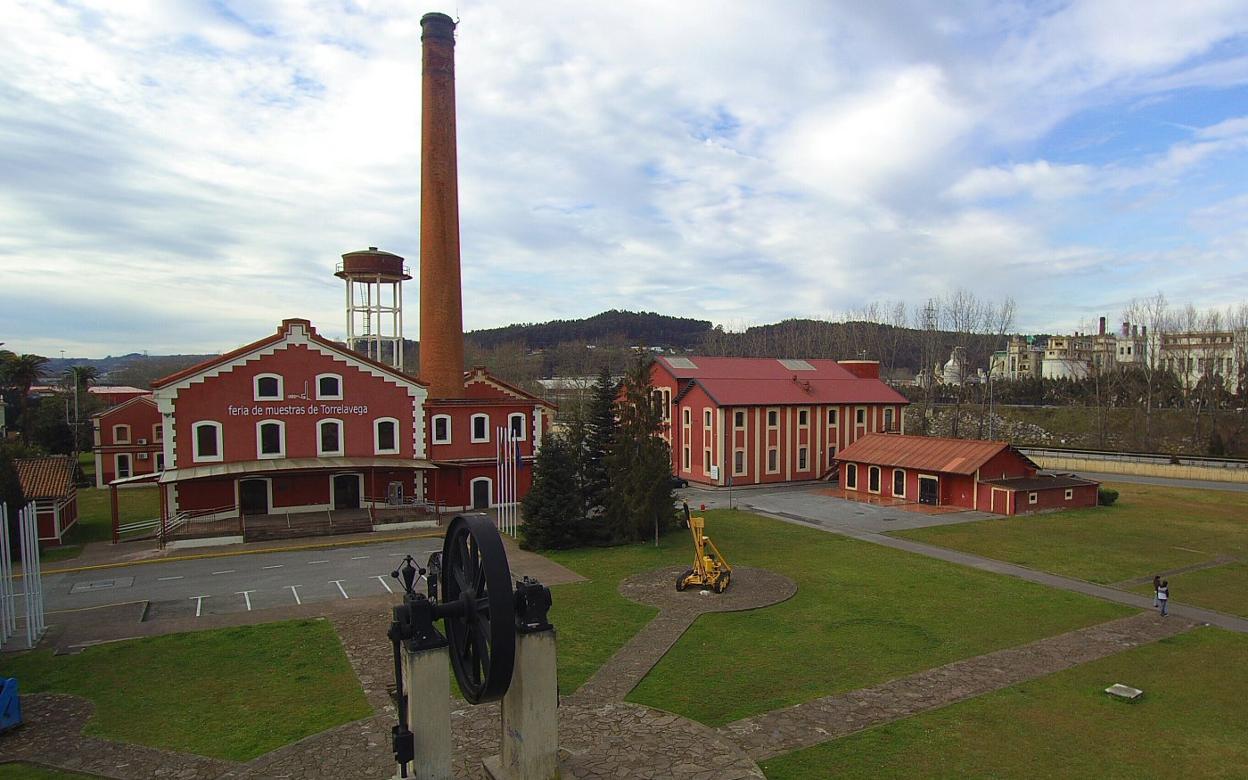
[69,576,135,594]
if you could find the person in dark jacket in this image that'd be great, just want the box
[1153,575,1162,607]
[1157,580,1169,617]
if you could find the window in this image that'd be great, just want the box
[767,448,778,473]
[683,408,691,424]
[845,463,858,489]
[828,409,838,425]
[868,466,881,493]
[884,408,894,431]
[856,408,866,425]
[704,409,712,426]
[113,424,131,444]
[153,424,163,443]
[798,447,808,470]
[192,421,222,462]
[768,410,779,427]
[703,449,711,470]
[1064,488,1074,501]
[316,373,343,400]
[254,373,282,401]
[257,420,285,458]
[471,413,490,443]
[828,446,836,464]
[318,419,343,456]
[798,409,808,426]
[1029,491,1038,505]
[156,453,165,472]
[430,414,452,444]
[733,450,745,475]
[375,418,399,454]
[509,413,526,441]
[893,469,905,497]
[683,447,691,471]
[115,454,132,479]
[734,410,745,427]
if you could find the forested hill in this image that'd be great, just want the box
[467,310,712,350]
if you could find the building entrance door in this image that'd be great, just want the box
[471,479,491,510]
[333,474,361,510]
[239,479,269,516]
[918,476,938,505]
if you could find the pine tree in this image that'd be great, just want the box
[582,366,617,518]
[519,431,586,550]
[603,354,675,543]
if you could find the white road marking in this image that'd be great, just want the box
[157,576,183,581]
[331,580,349,599]
[288,585,302,605]
[309,560,329,565]
[351,555,369,560]
[211,570,235,575]
[192,595,208,617]
[237,590,254,611]
[375,575,394,594]
[388,553,406,557]
[262,564,284,570]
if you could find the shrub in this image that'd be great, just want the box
[1097,487,1119,506]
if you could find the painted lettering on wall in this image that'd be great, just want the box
[227,403,371,417]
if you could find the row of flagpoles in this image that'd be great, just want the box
[495,427,520,537]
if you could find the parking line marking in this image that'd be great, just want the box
[237,590,254,611]
[192,595,208,617]
[376,575,393,594]
[262,564,283,570]
[288,585,302,605]
[331,580,349,599]
[388,553,406,557]
[351,555,369,560]
[309,560,329,565]
[212,570,235,575]
[157,576,183,581]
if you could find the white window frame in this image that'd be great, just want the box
[315,373,343,401]
[1029,491,1039,505]
[734,410,746,428]
[156,452,165,472]
[113,424,131,444]
[508,412,527,441]
[318,418,345,457]
[471,413,490,443]
[253,373,283,401]
[766,447,779,474]
[893,468,906,498]
[470,476,493,508]
[868,465,881,494]
[192,421,224,463]
[733,449,746,476]
[1064,488,1074,501]
[374,417,401,455]
[703,409,712,426]
[256,419,286,459]
[798,409,808,426]
[798,447,808,471]
[845,463,858,489]
[115,453,132,479]
[431,414,451,445]
[884,407,895,431]
[828,408,838,425]
[153,423,163,443]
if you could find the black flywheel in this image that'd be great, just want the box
[440,514,516,704]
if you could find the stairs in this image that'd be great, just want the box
[242,512,373,543]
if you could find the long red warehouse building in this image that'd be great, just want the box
[651,356,909,487]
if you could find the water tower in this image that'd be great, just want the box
[335,247,411,370]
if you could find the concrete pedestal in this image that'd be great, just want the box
[483,629,559,780]
[404,643,452,780]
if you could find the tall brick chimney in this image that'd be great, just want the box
[418,11,466,399]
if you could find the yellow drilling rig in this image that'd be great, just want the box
[676,503,732,593]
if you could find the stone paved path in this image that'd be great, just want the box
[719,611,1195,760]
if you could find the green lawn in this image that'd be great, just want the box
[544,509,1127,727]
[1131,563,1248,619]
[43,486,159,563]
[892,482,1248,585]
[761,628,1248,779]
[3,619,371,761]
[0,764,99,779]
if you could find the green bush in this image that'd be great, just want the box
[1098,487,1119,506]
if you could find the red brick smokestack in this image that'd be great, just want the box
[419,12,465,399]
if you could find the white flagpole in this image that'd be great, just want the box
[495,429,502,530]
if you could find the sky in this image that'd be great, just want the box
[2,0,1248,358]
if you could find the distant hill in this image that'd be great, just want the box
[467,309,713,350]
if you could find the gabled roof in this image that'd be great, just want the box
[16,456,76,499]
[151,319,426,391]
[462,367,555,409]
[91,393,156,419]
[656,356,908,407]
[836,433,1037,475]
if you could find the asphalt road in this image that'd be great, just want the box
[43,537,445,622]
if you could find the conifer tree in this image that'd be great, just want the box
[603,354,675,543]
[582,366,617,518]
[519,431,585,550]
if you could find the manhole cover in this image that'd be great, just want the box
[70,577,135,594]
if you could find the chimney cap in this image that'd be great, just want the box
[421,12,456,41]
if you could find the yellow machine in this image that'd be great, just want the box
[676,504,732,593]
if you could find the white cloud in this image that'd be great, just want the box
[947,161,1092,201]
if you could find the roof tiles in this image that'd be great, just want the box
[15,456,76,500]
[656,356,908,407]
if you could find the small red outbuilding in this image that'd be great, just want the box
[15,455,79,545]
[835,433,1099,515]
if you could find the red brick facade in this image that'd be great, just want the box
[92,395,164,487]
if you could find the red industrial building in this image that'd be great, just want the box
[15,456,79,545]
[835,433,1099,514]
[651,356,909,487]
[92,394,164,487]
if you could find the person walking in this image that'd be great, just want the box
[1153,575,1162,607]
[1157,580,1169,617]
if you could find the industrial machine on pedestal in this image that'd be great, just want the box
[676,504,733,593]
[387,513,558,780]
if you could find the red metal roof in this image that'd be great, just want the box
[836,434,1033,475]
[15,456,76,499]
[656,356,908,407]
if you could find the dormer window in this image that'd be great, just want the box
[254,374,283,401]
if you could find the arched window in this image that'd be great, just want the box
[316,373,343,400]
[471,413,490,443]
[431,414,451,444]
[318,418,344,456]
[254,373,283,401]
[375,417,400,455]
[508,413,526,441]
[868,465,881,493]
[192,421,223,462]
[845,463,858,489]
[256,420,285,459]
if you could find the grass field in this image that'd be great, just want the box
[892,482,1248,586]
[1131,563,1248,619]
[0,764,98,779]
[542,509,1128,727]
[3,619,371,761]
[42,485,159,563]
[761,628,1248,779]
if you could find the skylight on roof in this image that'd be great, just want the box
[778,359,814,371]
[666,357,698,369]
